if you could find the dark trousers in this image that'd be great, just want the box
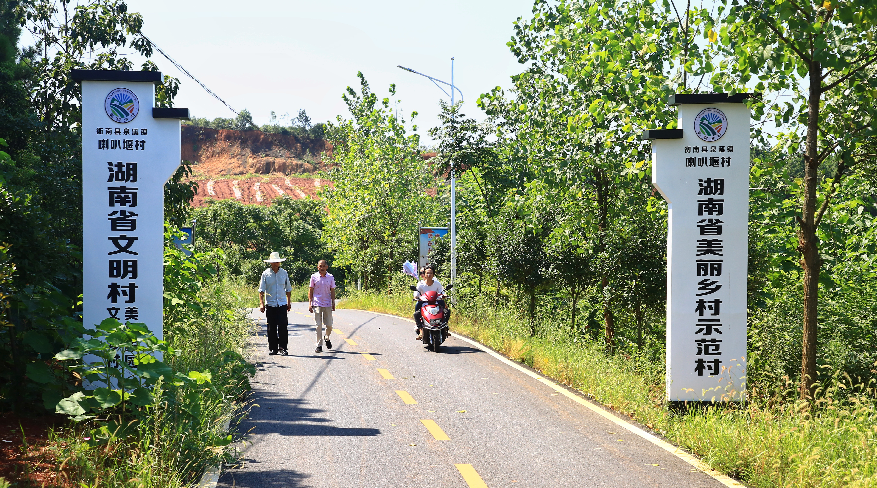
[266,305,289,352]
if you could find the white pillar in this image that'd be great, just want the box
[646,93,750,402]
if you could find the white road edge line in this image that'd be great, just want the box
[362,310,746,488]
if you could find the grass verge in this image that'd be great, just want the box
[36,252,258,487]
[340,291,877,488]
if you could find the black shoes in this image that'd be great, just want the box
[324,338,332,349]
[268,350,278,355]
[315,346,323,353]
[280,349,288,356]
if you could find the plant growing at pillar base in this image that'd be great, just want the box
[54,317,211,422]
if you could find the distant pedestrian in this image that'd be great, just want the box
[259,251,292,356]
[309,260,336,353]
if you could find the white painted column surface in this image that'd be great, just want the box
[76,70,187,367]
[645,94,751,402]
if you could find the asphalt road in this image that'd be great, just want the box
[217,304,735,488]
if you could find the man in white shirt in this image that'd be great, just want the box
[259,251,292,356]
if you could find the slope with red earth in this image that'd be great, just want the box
[182,125,335,206]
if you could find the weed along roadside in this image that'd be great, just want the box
[338,292,877,488]
[0,241,257,487]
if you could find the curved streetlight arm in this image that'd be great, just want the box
[397,61,461,291]
[397,65,464,102]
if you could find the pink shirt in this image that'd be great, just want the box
[309,272,336,307]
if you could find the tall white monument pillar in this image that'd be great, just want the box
[74,70,188,359]
[643,93,751,402]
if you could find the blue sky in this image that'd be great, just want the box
[122,0,536,145]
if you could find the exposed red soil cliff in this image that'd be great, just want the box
[190,176,332,207]
[182,126,334,206]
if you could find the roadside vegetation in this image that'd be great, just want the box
[2,0,876,486]
[38,239,257,487]
[0,1,259,485]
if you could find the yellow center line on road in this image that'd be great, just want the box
[420,419,450,440]
[361,353,376,361]
[345,338,358,346]
[378,369,394,379]
[333,329,344,336]
[395,390,417,404]
[455,464,488,488]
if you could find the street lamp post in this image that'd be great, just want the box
[398,59,463,289]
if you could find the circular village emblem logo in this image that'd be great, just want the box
[694,107,728,142]
[104,88,140,123]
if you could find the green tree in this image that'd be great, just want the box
[11,0,181,255]
[324,72,441,289]
[164,161,198,228]
[294,108,312,130]
[0,0,183,412]
[480,0,686,349]
[427,100,504,292]
[714,0,877,399]
[191,197,328,284]
[600,198,667,351]
[20,0,155,131]
[488,183,555,334]
[233,109,256,131]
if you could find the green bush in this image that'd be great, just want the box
[45,235,257,487]
[190,197,341,286]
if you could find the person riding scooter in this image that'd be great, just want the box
[413,265,448,340]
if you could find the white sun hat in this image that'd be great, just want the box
[264,251,286,263]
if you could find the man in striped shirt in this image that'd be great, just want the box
[309,259,336,353]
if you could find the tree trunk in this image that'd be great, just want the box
[635,302,644,352]
[602,275,615,352]
[528,287,537,337]
[8,308,23,412]
[570,287,579,332]
[799,60,823,401]
[595,168,614,351]
[495,278,501,307]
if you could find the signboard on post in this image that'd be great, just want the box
[173,226,194,257]
[74,70,188,360]
[643,93,751,402]
[419,227,448,269]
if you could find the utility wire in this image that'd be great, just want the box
[397,65,464,101]
[139,33,239,116]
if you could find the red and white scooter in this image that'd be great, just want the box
[411,284,453,352]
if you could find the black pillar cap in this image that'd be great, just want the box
[70,69,162,83]
[153,107,190,120]
[640,129,684,141]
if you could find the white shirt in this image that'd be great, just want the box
[415,279,444,300]
[259,267,292,307]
